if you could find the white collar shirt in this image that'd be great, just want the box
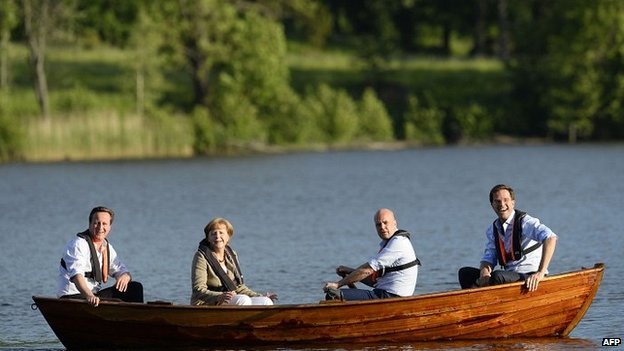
[57,236,128,297]
[367,235,418,296]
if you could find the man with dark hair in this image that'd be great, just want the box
[58,206,143,306]
[458,184,558,292]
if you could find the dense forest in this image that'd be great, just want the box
[1,0,623,162]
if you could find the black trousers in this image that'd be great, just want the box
[458,267,528,289]
[62,281,144,303]
[341,288,400,300]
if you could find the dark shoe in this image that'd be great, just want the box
[324,287,344,301]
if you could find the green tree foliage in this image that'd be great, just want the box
[0,0,18,90]
[128,4,165,117]
[212,87,266,148]
[158,0,235,108]
[508,0,624,141]
[4,0,624,163]
[208,9,293,145]
[0,113,24,161]
[75,0,140,47]
[300,83,359,143]
[357,87,394,141]
[163,0,302,152]
[451,103,493,141]
[403,94,445,145]
[327,0,484,56]
[328,0,400,69]
[191,107,221,155]
[549,0,624,141]
[259,0,333,48]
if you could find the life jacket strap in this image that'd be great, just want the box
[377,258,421,278]
[503,242,543,268]
[494,210,528,267]
[197,239,242,291]
[60,258,95,279]
[60,230,108,282]
[373,229,420,281]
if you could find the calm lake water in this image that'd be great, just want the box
[1,144,622,351]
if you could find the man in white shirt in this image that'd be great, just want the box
[58,206,143,306]
[323,208,419,300]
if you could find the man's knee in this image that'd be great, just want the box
[128,281,143,293]
[458,267,479,289]
[125,281,144,302]
[490,271,506,285]
[490,270,521,285]
[458,267,475,278]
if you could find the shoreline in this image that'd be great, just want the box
[5,137,620,165]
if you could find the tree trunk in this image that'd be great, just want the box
[23,0,50,121]
[189,50,209,108]
[497,0,510,62]
[1,27,8,90]
[473,0,487,56]
[442,22,451,55]
[177,0,211,108]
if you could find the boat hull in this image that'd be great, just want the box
[33,263,604,349]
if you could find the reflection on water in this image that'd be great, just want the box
[347,338,590,350]
[188,338,598,351]
[1,144,622,351]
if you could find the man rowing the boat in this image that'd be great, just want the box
[323,208,420,300]
[458,184,558,292]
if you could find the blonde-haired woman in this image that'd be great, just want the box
[191,217,277,305]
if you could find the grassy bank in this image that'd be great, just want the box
[23,111,193,162]
[1,44,507,162]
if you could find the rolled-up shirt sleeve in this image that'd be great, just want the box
[522,215,557,242]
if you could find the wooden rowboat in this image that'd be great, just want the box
[33,263,604,350]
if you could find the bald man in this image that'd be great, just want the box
[323,208,420,300]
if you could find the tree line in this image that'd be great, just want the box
[1,0,623,161]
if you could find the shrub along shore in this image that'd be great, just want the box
[1,45,508,163]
